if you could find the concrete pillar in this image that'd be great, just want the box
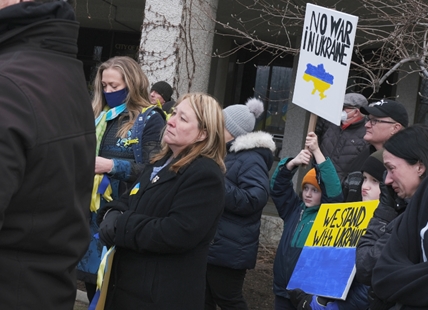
[280,43,312,191]
[140,0,218,98]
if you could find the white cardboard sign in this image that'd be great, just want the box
[292,3,358,125]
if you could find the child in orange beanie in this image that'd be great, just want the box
[270,132,343,309]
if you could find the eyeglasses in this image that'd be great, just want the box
[365,116,396,126]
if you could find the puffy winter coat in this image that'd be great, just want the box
[208,131,275,269]
[0,2,95,309]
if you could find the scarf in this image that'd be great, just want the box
[90,104,127,212]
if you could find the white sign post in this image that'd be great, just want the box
[292,4,359,126]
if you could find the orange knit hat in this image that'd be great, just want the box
[301,168,321,192]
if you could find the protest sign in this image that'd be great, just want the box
[292,4,358,126]
[287,200,378,299]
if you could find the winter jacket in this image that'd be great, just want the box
[355,182,407,310]
[356,210,406,286]
[0,2,96,310]
[372,176,428,309]
[97,155,225,310]
[270,158,343,300]
[316,118,368,183]
[208,131,275,270]
[77,107,165,284]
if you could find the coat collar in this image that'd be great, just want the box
[229,131,276,153]
[146,154,198,188]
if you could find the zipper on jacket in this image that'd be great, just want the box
[291,209,304,246]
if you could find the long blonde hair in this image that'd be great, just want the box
[92,56,152,138]
[151,93,226,173]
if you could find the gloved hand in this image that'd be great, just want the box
[373,172,398,223]
[99,210,122,247]
[289,289,313,309]
[289,289,338,310]
[96,201,128,226]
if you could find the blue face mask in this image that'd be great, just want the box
[104,88,128,108]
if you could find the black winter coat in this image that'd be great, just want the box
[208,131,275,270]
[316,118,368,183]
[98,155,225,310]
[0,2,95,310]
[372,177,428,309]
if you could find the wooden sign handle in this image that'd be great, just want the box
[302,113,318,168]
[307,113,318,134]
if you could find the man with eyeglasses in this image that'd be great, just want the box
[343,99,408,201]
[316,93,369,183]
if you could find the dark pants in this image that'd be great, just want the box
[205,264,248,310]
[85,282,97,303]
[274,295,297,310]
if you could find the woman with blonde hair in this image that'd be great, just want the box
[77,56,166,301]
[96,92,226,309]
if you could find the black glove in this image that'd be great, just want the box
[289,289,313,309]
[373,172,399,223]
[97,201,128,226]
[99,210,122,247]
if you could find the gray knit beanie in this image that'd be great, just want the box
[223,98,264,138]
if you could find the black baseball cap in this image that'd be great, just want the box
[360,99,408,127]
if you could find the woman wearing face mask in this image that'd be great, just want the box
[76,56,166,302]
[355,124,428,310]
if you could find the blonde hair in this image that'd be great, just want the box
[92,56,152,138]
[151,93,226,173]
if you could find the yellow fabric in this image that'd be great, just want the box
[154,100,170,120]
[90,174,113,212]
[91,106,113,213]
[95,246,116,310]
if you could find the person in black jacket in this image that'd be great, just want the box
[96,93,226,310]
[316,93,369,183]
[0,1,96,309]
[205,98,276,310]
[150,80,175,113]
[356,124,428,310]
[342,99,408,202]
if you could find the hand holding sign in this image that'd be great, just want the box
[305,132,319,153]
[287,149,313,170]
[306,132,326,165]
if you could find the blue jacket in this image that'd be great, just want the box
[270,157,343,299]
[208,131,275,269]
[76,107,165,284]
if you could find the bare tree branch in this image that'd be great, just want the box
[205,0,428,98]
